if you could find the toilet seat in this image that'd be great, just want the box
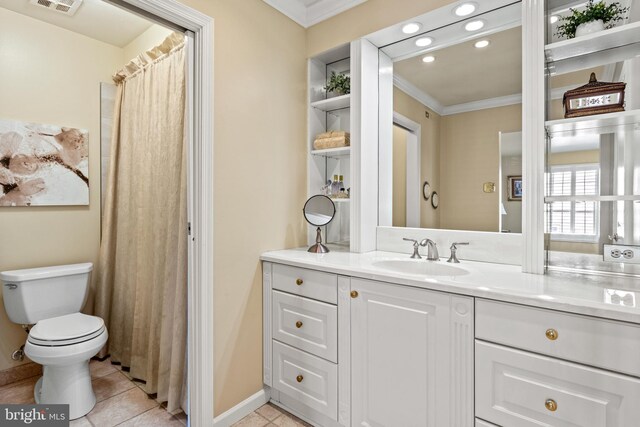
[28,313,105,347]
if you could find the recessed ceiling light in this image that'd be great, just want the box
[415,37,433,47]
[464,20,484,32]
[549,15,559,24]
[402,22,422,34]
[474,40,490,48]
[422,55,435,63]
[455,3,476,17]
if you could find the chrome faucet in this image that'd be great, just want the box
[420,239,439,261]
[447,242,469,263]
[402,238,422,259]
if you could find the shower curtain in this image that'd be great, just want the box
[95,32,188,413]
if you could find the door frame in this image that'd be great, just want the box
[107,1,214,425]
[392,112,421,228]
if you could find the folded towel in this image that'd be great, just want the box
[313,135,350,150]
[315,131,349,140]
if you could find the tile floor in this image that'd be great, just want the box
[0,358,187,426]
[231,403,313,427]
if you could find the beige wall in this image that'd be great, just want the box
[307,0,452,56]
[122,24,175,64]
[393,87,441,228]
[0,7,124,371]
[175,0,308,415]
[392,125,407,227]
[440,104,522,231]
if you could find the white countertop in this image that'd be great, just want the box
[261,248,640,324]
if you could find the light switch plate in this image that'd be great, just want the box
[603,244,640,264]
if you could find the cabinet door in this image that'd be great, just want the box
[350,278,473,427]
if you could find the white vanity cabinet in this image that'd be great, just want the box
[475,300,640,427]
[263,262,475,427]
[349,278,474,427]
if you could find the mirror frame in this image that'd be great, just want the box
[354,0,544,272]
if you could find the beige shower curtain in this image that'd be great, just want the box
[95,32,188,412]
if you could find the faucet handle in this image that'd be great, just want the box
[450,242,470,250]
[447,242,469,263]
[403,238,421,259]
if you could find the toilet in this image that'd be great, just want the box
[1,263,107,420]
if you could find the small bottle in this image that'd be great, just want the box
[338,175,344,190]
[331,175,340,197]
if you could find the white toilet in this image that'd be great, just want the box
[1,263,108,420]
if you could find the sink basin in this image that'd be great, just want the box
[372,259,469,277]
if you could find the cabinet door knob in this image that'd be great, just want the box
[350,290,359,298]
[545,328,558,341]
[296,375,304,383]
[296,278,304,286]
[545,399,557,412]
[295,321,303,328]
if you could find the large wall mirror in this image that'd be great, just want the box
[378,1,523,234]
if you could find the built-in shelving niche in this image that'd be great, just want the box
[308,43,352,247]
[544,11,640,275]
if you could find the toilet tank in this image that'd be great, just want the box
[0,263,93,325]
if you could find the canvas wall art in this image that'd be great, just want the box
[0,119,89,206]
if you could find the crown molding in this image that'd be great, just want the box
[392,74,444,115]
[262,0,368,28]
[442,93,522,115]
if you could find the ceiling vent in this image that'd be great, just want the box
[30,0,84,16]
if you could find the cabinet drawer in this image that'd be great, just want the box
[476,341,640,427]
[272,340,337,420]
[272,264,337,304]
[476,299,640,377]
[272,290,337,362]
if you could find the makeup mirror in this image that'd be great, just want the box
[303,195,336,253]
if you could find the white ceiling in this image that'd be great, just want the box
[262,0,368,28]
[394,26,522,108]
[0,0,153,47]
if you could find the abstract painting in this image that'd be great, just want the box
[0,119,89,206]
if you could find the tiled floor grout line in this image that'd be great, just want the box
[112,404,161,426]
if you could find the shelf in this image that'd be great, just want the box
[545,21,640,64]
[545,195,640,202]
[310,94,350,112]
[311,146,351,157]
[545,109,640,136]
[330,198,351,203]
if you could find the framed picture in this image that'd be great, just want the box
[508,175,522,201]
[0,118,89,207]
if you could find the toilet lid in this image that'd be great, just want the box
[29,313,105,346]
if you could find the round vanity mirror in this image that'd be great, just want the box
[303,195,336,253]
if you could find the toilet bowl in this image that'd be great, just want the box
[1,263,108,420]
[25,313,108,419]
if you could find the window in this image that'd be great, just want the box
[545,164,599,242]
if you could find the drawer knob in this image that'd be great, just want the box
[296,278,304,286]
[295,321,303,328]
[296,375,304,383]
[545,328,558,341]
[545,399,558,412]
[351,291,359,298]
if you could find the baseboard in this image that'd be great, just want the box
[0,362,42,387]
[213,388,270,427]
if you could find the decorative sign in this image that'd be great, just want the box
[0,119,89,206]
[563,73,625,118]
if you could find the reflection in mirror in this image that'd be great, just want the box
[303,195,336,253]
[544,0,640,274]
[381,2,525,233]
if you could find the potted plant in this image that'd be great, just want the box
[556,0,629,39]
[324,72,350,97]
